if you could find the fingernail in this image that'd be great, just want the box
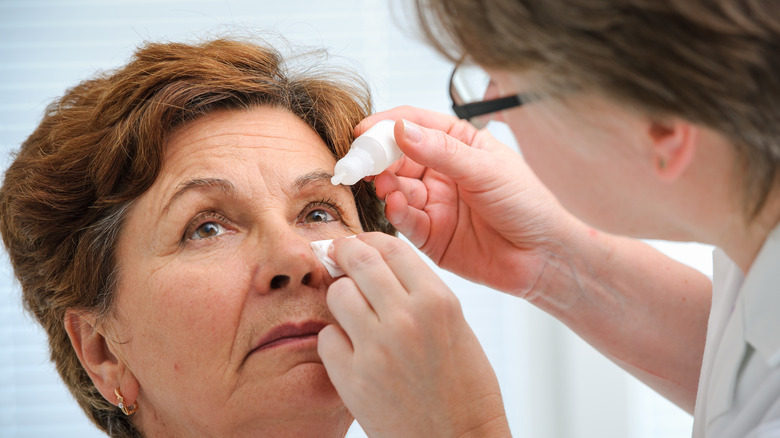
[402,119,422,144]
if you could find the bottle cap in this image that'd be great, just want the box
[331,147,373,185]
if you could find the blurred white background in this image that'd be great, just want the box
[0,1,711,436]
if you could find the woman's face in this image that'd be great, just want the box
[110,107,359,437]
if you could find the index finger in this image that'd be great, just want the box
[331,234,409,315]
[355,232,448,298]
[355,106,479,145]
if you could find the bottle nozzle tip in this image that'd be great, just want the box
[331,174,343,185]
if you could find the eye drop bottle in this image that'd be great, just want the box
[331,120,401,186]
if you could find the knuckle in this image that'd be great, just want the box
[422,282,463,315]
[432,130,460,162]
[345,245,383,271]
[450,118,477,140]
[443,291,464,315]
[391,307,419,333]
[326,278,354,306]
[382,235,411,259]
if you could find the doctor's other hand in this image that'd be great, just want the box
[317,233,511,438]
[355,106,583,297]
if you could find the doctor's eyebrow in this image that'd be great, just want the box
[163,178,238,214]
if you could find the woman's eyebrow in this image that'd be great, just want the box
[162,178,238,214]
[293,170,336,192]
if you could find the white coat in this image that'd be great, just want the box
[693,225,780,437]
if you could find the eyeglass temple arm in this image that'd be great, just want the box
[452,95,524,120]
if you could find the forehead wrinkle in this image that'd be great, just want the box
[168,131,308,161]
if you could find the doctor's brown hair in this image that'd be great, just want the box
[415,0,780,217]
[0,38,393,437]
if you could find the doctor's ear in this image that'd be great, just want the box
[64,309,140,408]
[648,119,698,182]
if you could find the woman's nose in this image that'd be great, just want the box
[255,229,325,293]
[269,272,313,290]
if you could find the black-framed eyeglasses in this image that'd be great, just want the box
[448,60,527,129]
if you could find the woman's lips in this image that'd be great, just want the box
[251,320,328,354]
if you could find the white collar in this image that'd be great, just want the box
[741,223,780,368]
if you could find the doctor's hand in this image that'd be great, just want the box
[317,233,510,438]
[355,106,584,297]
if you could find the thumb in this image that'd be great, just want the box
[395,119,491,187]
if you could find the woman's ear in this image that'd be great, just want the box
[64,309,139,408]
[648,119,698,182]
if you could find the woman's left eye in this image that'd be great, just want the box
[189,221,226,240]
[304,208,336,224]
[183,210,232,243]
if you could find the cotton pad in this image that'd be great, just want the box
[310,239,345,277]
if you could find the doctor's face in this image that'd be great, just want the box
[109,107,360,436]
[486,69,662,236]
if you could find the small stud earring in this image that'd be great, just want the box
[658,157,667,170]
[115,387,138,415]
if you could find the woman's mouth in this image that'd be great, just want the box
[251,320,328,354]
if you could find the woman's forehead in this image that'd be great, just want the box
[166,108,333,173]
[150,107,342,210]
[166,107,330,159]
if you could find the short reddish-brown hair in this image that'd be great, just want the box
[0,38,393,437]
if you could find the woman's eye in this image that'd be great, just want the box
[190,221,226,240]
[304,208,335,224]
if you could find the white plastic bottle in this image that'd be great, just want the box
[331,119,401,186]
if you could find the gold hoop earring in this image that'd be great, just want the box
[115,387,138,416]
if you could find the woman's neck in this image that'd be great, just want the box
[138,405,353,438]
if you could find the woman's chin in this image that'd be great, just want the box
[247,360,344,411]
[286,361,342,402]
[197,363,349,437]
[271,364,352,436]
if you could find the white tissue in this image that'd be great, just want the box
[310,239,345,277]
